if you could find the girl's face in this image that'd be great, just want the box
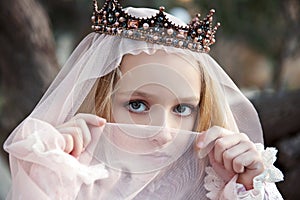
[97,51,201,172]
[109,51,201,149]
[113,51,201,128]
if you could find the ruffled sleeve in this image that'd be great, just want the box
[4,118,108,199]
[203,143,284,200]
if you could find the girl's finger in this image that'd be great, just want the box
[74,118,91,149]
[232,150,259,174]
[197,126,235,159]
[214,133,251,164]
[59,127,84,157]
[57,113,106,129]
[197,126,232,149]
[73,113,106,127]
[235,150,264,190]
[62,134,74,154]
[222,141,253,172]
[214,134,241,165]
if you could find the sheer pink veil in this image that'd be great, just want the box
[4,7,264,200]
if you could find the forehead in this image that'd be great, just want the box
[120,50,199,71]
[118,51,201,98]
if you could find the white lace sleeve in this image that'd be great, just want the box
[204,166,226,200]
[253,144,284,188]
[204,143,284,200]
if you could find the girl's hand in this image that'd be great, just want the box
[56,113,106,157]
[197,126,265,190]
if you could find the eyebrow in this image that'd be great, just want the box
[117,90,200,103]
[117,91,153,99]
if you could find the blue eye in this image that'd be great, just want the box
[126,100,148,113]
[173,104,194,116]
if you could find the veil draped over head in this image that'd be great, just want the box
[4,7,265,200]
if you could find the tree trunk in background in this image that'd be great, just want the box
[0,0,59,158]
[252,90,300,145]
[251,90,300,200]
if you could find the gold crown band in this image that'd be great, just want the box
[91,0,220,53]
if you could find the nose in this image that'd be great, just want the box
[150,127,173,146]
[149,105,174,146]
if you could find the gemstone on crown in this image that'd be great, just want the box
[91,0,220,53]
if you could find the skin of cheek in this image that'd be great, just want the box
[109,51,202,152]
[108,97,199,153]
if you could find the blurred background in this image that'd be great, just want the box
[0,0,299,199]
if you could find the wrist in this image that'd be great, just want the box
[237,175,254,190]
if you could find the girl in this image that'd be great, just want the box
[4,1,283,199]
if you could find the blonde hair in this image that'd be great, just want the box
[94,68,120,122]
[94,58,230,133]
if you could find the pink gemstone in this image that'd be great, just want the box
[128,20,139,29]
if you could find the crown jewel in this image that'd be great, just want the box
[91,0,220,53]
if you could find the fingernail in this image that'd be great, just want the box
[98,118,106,126]
[197,141,204,148]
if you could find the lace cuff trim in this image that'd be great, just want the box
[203,143,284,200]
[253,144,284,188]
[204,167,226,200]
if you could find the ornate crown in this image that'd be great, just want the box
[91,0,220,53]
